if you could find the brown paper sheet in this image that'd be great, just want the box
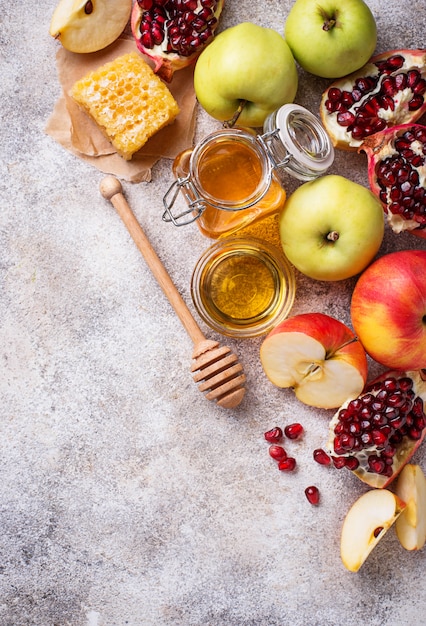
[45,37,197,182]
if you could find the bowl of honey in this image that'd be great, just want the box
[191,237,296,338]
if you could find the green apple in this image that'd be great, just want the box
[284,0,377,79]
[194,22,298,128]
[279,175,384,281]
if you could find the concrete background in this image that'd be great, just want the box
[1,1,426,625]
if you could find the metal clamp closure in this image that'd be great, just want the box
[257,129,292,172]
[162,177,206,226]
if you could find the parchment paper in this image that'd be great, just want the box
[45,37,197,182]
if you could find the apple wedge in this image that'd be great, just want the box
[341,489,406,572]
[395,464,426,551]
[259,312,368,409]
[49,0,132,53]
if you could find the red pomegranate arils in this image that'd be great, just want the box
[284,423,304,440]
[268,445,287,462]
[305,486,320,505]
[362,123,426,237]
[313,448,332,466]
[320,49,426,151]
[278,457,296,472]
[264,427,283,443]
[326,371,426,487]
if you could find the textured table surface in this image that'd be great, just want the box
[1,2,426,625]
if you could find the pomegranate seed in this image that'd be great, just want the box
[284,423,304,440]
[278,457,296,472]
[268,445,287,462]
[313,448,331,466]
[305,486,320,505]
[264,427,283,443]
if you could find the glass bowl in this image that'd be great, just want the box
[191,237,296,338]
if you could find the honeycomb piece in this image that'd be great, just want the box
[71,52,180,160]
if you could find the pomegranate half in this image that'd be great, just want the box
[131,0,224,83]
[361,123,426,239]
[320,49,426,151]
[326,370,426,489]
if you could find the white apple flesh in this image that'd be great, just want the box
[284,0,377,79]
[341,489,406,572]
[193,22,298,127]
[395,464,426,551]
[49,0,132,53]
[279,175,384,281]
[260,313,367,409]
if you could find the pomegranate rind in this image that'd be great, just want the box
[131,0,224,83]
[360,123,426,238]
[326,370,426,489]
[320,49,426,151]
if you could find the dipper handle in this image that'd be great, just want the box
[100,176,206,346]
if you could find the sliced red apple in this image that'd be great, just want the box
[49,0,132,53]
[341,489,406,572]
[259,312,368,409]
[395,464,426,551]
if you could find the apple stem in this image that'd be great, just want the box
[322,18,336,31]
[326,231,339,242]
[326,336,359,359]
[223,100,247,128]
[420,369,426,381]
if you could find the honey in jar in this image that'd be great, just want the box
[164,128,286,239]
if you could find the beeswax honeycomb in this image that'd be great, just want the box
[71,52,180,160]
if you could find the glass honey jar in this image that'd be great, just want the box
[162,104,334,239]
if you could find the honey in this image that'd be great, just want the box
[169,131,286,239]
[191,238,296,338]
[197,140,263,202]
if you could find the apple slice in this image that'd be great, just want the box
[341,489,406,572]
[395,464,426,551]
[49,0,132,53]
[259,312,368,409]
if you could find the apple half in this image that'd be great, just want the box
[341,489,406,572]
[395,464,426,551]
[259,312,368,409]
[49,0,132,53]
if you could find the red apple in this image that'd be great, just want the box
[260,312,368,409]
[351,250,426,370]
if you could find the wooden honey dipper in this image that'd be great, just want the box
[100,176,246,409]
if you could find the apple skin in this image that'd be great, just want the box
[351,250,426,371]
[279,175,384,281]
[395,464,426,551]
[260,312,368,409]
[341,489,406,572]
[284,0,377,79]
[193,22,298,127]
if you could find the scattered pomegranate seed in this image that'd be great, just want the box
[313,448,331,466]
[305,486,320,505]
[264,426,283,443]
[268,445,287,462]
[278,457,296,472]
[284,423,304,440]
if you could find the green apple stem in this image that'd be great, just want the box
[223,100,247,128]
[320,9,338,31]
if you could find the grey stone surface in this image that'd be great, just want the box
[1,2,426,625]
